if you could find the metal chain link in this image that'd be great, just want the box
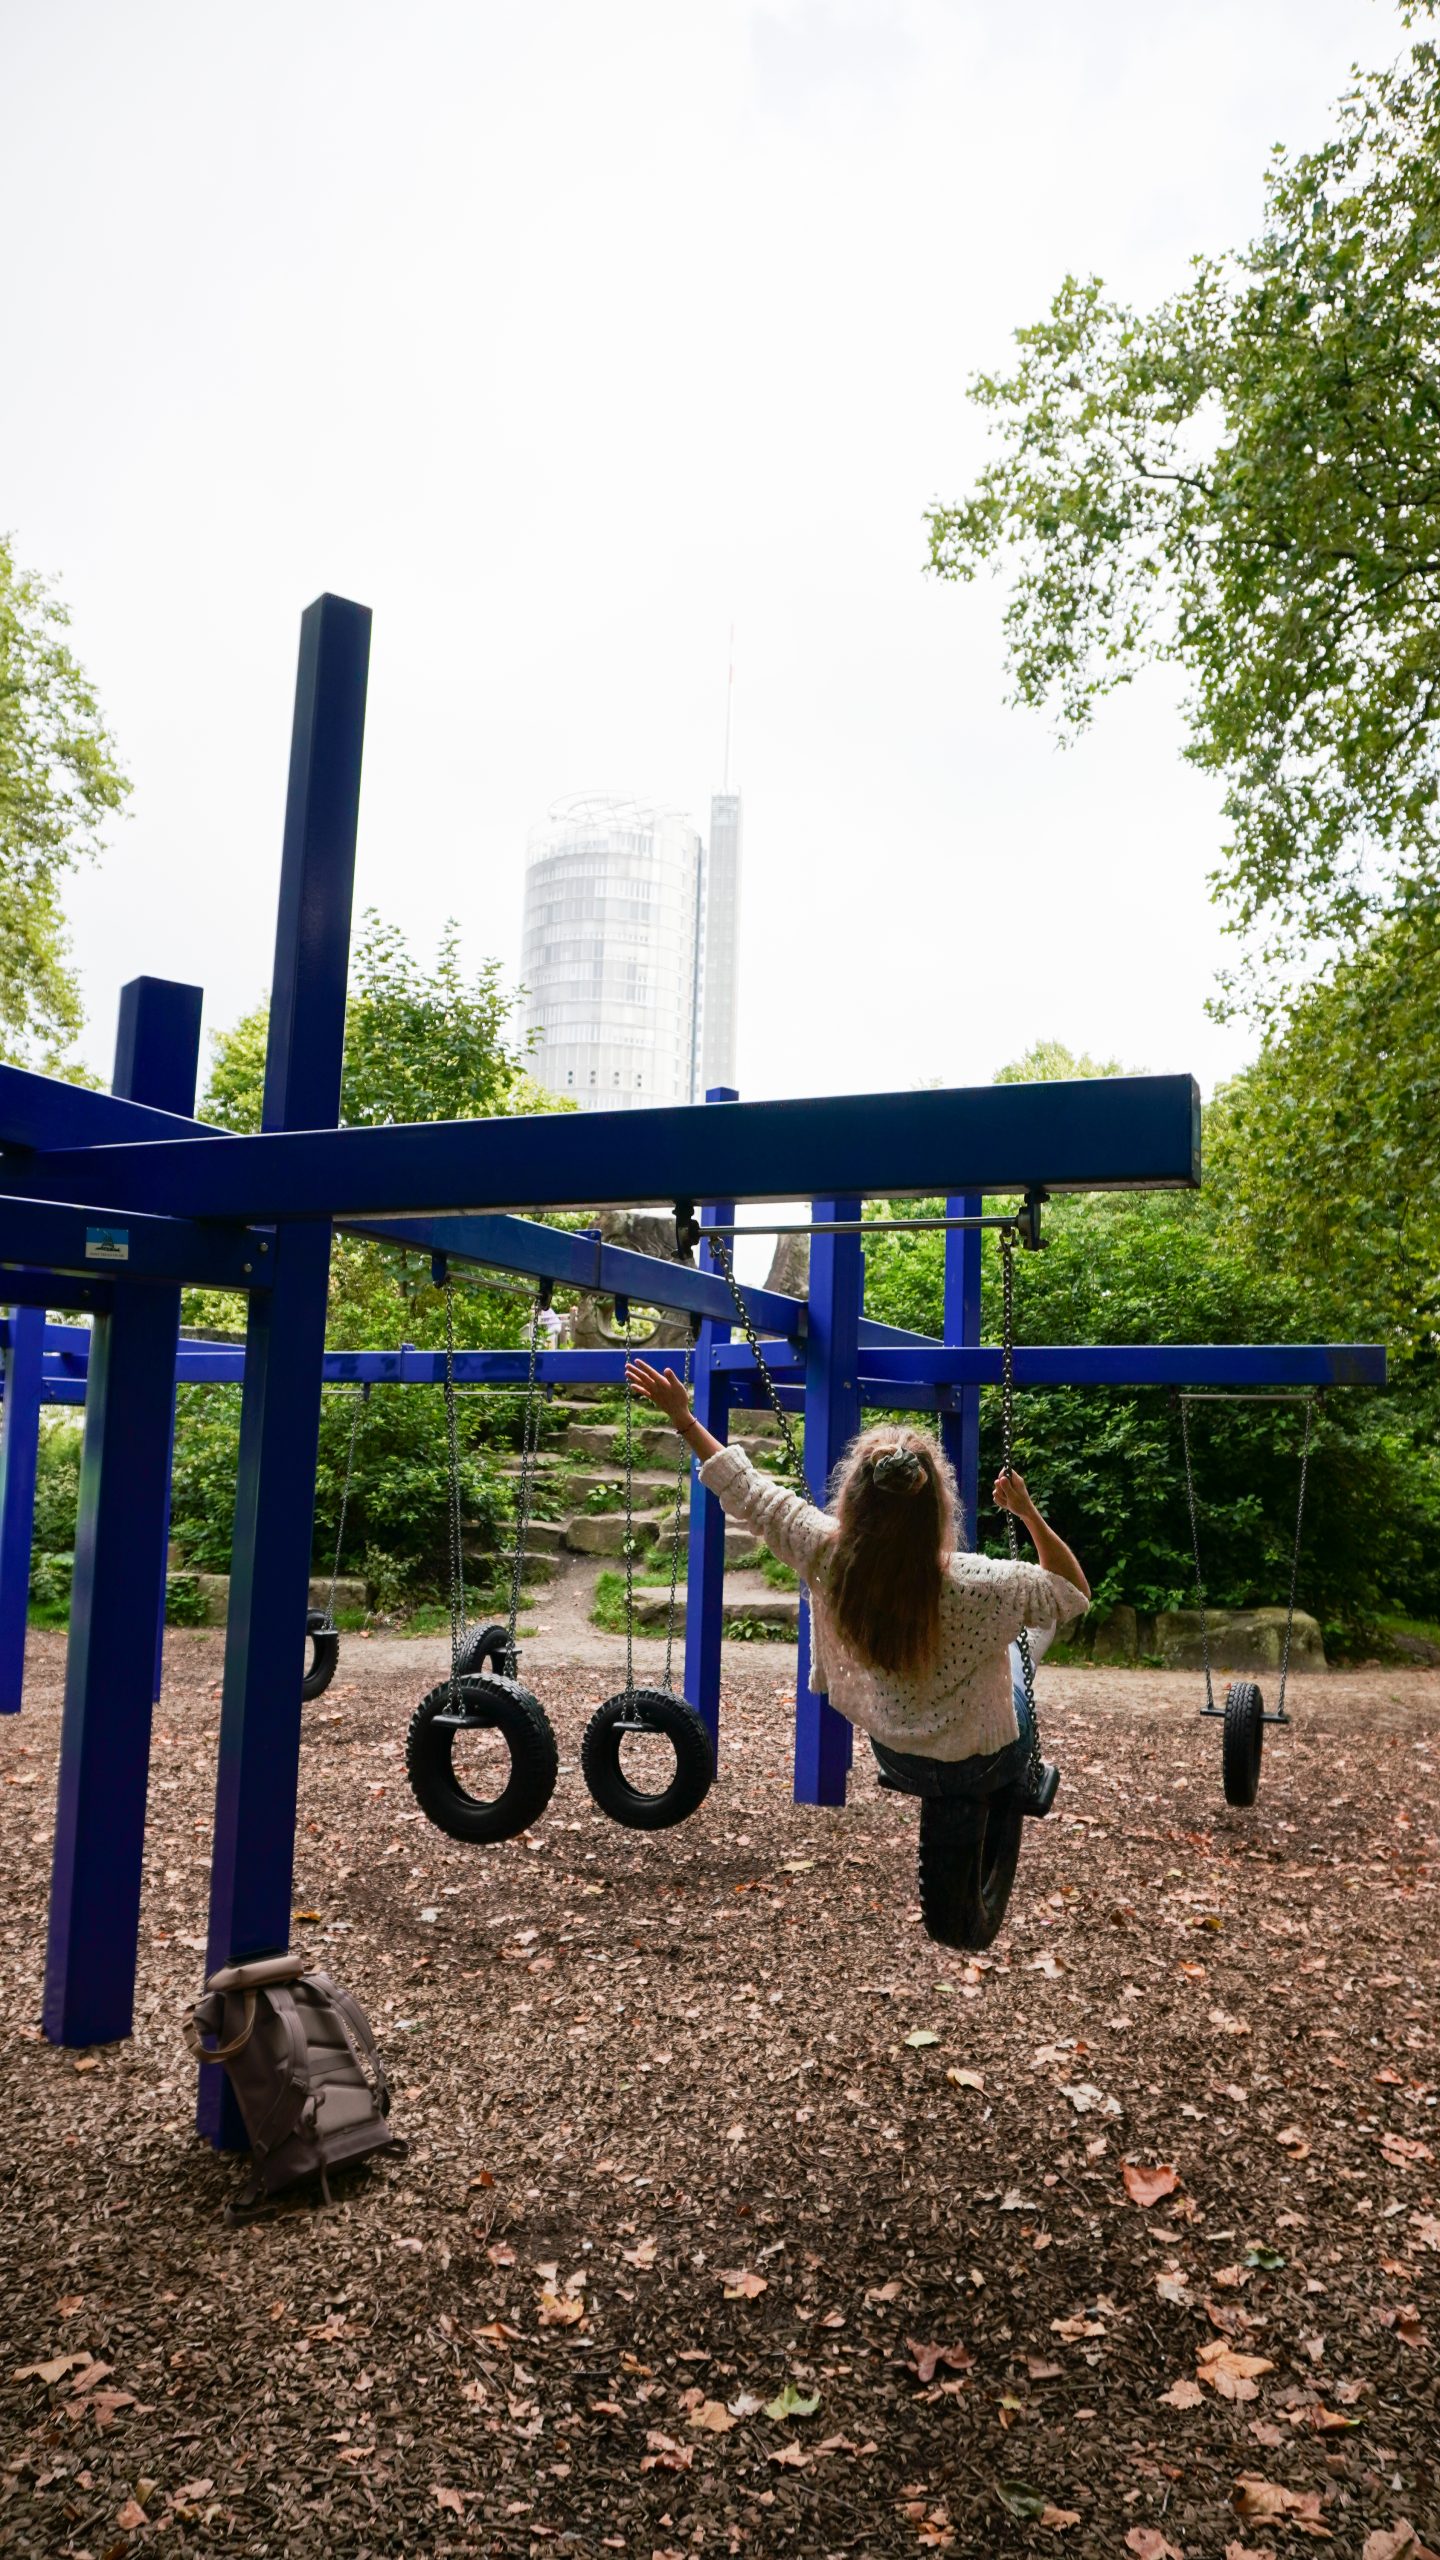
[705,1230,807,1490]
[661,1343,693,1696]
[442,1274,467,1709]
[1276,1394,1315,1722]
[999,1228,1046,1797]
[1177,1395,1216,1715]
[325,1382,368,1623]
[622,1306,636,1705]
[504,1289,545,1662]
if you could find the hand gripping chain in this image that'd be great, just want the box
[999,1227,1047,1800]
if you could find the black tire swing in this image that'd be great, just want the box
[913,1225,1055,1949]
[1177,1390,1317,1808]
[581,1316,716,1830]
[406,1273,558,1843]
[303,1382,369,1701]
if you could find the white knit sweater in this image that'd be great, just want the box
[698,1444,1087,1760]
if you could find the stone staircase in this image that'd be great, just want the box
[484,1396,802,1641]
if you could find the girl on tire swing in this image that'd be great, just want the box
[624,1363,1089,1814]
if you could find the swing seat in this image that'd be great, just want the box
[406,1673,558,1843]
[302,1608,340,1702]
[455,1620,519,1682]
[1221,1679,1264,1808]
[916,1789,1024,1951]
[581,1687,716,1832]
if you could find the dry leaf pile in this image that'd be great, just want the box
[1,1635,1437,2555]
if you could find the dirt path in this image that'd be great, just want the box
[358,1553,797,1684]
[1,1635,1437,2557]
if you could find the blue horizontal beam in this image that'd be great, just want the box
[0,1199,272,1294]
[0,1063,227,1156]
[352,1212,807,1336]
[1,1074,1203,1223]
[714,1340,1386,1388]
[0,1272,116,1317]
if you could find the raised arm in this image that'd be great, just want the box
[626,1359,723,1464]
[992,1469,1090,1602]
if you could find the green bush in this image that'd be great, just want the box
[862,1191,1440,1641]
[29,1550,73,1626]
[33,1418,82,1554]
[164,1572,209,1628]
[167,1380,514,1598]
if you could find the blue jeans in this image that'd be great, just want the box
[870,1647,1035,1799]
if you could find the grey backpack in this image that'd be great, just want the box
[186,1950,405,2215]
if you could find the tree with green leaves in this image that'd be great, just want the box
[926,16,1440,1001]
[168,915,570,1608]
[0,535,128,1066]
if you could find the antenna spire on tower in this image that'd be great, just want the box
[722,625,734,793]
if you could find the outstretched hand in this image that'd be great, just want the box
[626,1359,692,1426]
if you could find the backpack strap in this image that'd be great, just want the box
[315,1973,392,2120]
[184,1987,258,2066]
[245,1984,316,2158]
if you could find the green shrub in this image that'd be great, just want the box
[29,1550,73,1626]
[33,1418,82,1554]
[164,1572,209,1628]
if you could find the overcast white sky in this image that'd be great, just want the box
[1,0,1402,1108]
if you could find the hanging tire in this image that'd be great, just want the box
[455,1620,519,1682]
[580,1687,716,1831]
[1222,1679,1264,1807]
[406,1673,558,1843]
[916,1791,1024,1950]
[302,1609,340,1702]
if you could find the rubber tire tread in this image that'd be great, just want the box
[302,1609,340,1702]
[580,1687,716,1831]
[455,1620,519,1682]
[406,1673,558,1843]
[1222,1678,1264,1808]
[916,1791,1024,1950]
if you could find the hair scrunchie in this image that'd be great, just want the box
[870,1446,925,1495]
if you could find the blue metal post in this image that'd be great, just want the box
[794,1195,861,1808]
[683,1088,737,1746]
[42,977,203,2044]
[0,1306,46,1712]
[200,594,370,2146]
[941,1194,982,1543]
[153,1390,178,1705]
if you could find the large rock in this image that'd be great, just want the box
[184,1572,369,1627]
[1151,1607,1325,1673]
[631,1586,801,1634]
[564,1510,666,1556]
[1087,1604,1138,1666]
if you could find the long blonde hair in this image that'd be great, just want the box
[824,1425,959,1679]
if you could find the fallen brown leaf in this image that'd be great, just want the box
[1125,2530,1184,2559]
[1123,2162,1180,2208]
[718,2269,767,2300]
[1158,2377,1203,2409]
[905,2338,974,2384]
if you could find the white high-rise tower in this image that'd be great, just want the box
[520,797,704,1111]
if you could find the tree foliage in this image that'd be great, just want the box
[203,910,549,1134]
[926,28,1440,994]
[170,917,569,1599]
[0,536,128,1065]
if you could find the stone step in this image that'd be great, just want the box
[554,1468,681,1504]
[673,1524,768,1568]
[564,1509,669,1556]
[564,1422,673,1464]
[630,1585,800,1635]
[181,1572,370,1627]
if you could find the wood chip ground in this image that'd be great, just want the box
[2,1632,1437,2556]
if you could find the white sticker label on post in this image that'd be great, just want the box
[84,1226,130,1262]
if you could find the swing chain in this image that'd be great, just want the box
[661,1343,693,1696]
[504,1286,546,1661]
[325,1381,369,1625]
[1177,1393,1215,1715]
[705,1230,807,1491]
[622,1306,637,1705]
[442,1273,467,1710]
[999,1226,1046,1800]
[1276,1396,1314,1721]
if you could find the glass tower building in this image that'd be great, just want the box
[520,791,742,1112]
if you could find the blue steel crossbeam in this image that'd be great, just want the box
[0,1072,1202,1223]
[0,1197,272,1293]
